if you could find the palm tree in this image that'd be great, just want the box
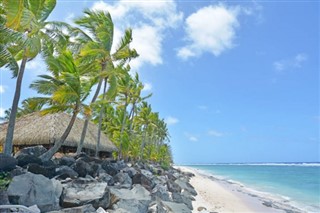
[74,9,138,155]
[28,50,92,161]
[0,0,57,155]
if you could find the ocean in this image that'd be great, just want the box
[188,163,320,212]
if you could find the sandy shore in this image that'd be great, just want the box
[175,166,304,213]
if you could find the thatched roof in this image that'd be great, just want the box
[0,112,117,152]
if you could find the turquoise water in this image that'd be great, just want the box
[188,163,320,212]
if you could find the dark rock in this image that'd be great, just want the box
[55,166,78,179]
[113,172,132,188]
[47,204,96,213]
[0,154,17,172]
[98,173,114,185]
[59,156,76,167]
[75,153,93,163]
[175,179,197,196]
[16,154,42,167]
[101,161,119,176]
[151,184,171,201]
[132,172,155,191]
[7,172,62,212]
[182,190,195,201]
[14,145,47,158]
[0,190,9,205]
[72,159,92,177]
[172,193,193,210]
[61,178,110,209]
[88,162,101,178]
[27,163,56,178]
[8,166,26,178]
[167,180,181,193]
[122,167,137,178]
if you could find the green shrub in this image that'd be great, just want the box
[0,172,11,190]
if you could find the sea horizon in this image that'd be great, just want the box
[184,163,320,212]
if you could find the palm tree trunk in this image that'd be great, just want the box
[40,109,79,161]
[96,78,107,157]
[3,56,27,155]
[77,78,103,154]
[119,98,128,159]
[140,124,148,160]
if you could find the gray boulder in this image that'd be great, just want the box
[151,184,171,201]
[98,173,114,185]
[122,167,137,178]
[132,172,155,191]
[172,193,193,210]
[0,154,17,172]
[167,180,181,193]
[101,161,119,176]
[161,201,192,213]
[14,145,47,158]
[175,179,197,196]
[113,172,132,188]
[114,199,151,213]
[110,184,151,210]
[61,178,110,209]
[7,172,62,212]
[48,204,96,213]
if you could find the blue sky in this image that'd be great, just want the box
[0,0,319,164]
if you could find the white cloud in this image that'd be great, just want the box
[165,116,179,125]
[91,0,183,70]
[130,25,163,70]
[142,82,152,91]
[273,53,308,72]
[177,5,240,59]
[0,85,5,94]
[208,130,224,137]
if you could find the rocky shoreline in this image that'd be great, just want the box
[0,146,206,213]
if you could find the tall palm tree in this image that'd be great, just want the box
[74,9,138,155]
[1,0,57,155]
[28,50,92,161]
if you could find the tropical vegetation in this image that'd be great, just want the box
[0,0,172,167]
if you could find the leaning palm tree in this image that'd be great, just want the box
[27,50,92,161]
[74,9,138,155]
[0,0,58,155]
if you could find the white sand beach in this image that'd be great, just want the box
[176,166,302,213]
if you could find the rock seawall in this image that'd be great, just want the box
[0,147,198,213]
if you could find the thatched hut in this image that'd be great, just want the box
[0,112,117,157]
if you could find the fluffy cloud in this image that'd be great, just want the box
[0,85,5,94]
[178,5,240,59]
[165,116,179,125]
[26,56,47,76]
[208,130,223,137]
[273,53,308,72]
[91,0,183,70]
[142,82,152,91]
